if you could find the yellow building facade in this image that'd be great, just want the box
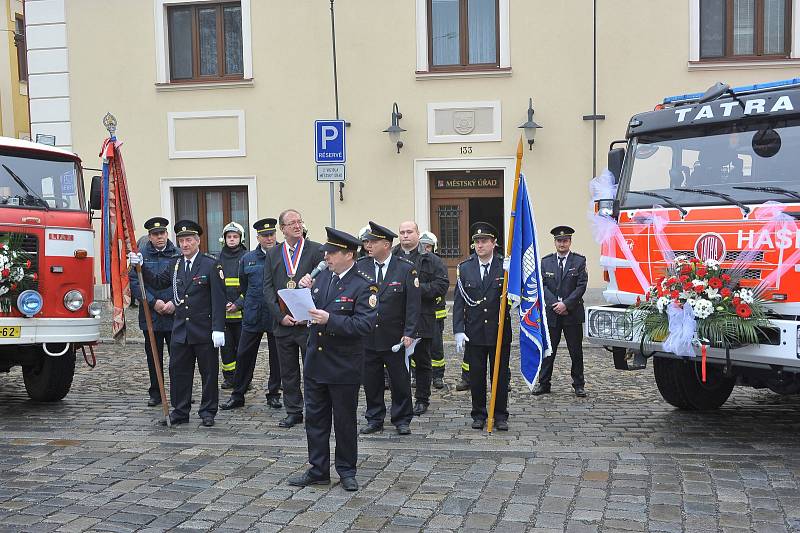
[0,0,29,139]
[24,0,800,287]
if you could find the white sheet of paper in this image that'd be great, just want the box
[277,288,316,322]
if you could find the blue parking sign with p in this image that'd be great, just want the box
[315,120,346,164]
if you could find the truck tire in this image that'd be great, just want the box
[22,346,76,402]
[653,356,734,410]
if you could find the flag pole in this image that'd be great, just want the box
[487,136,524,433]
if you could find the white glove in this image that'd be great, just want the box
[212,331,225,348]
[128,252,143,266]
[502,257,511,272]
[455,332,469,354]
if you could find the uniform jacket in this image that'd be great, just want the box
[541,252,588,325]
[144,253,226,344]
[129,238,179,331]
[262,238,325,336]
[453,253,511,346]
[218,243,247,321]
[237,245,273,333]
[392,245,448,338]
[305,266,378,384]
[356,254,421,351]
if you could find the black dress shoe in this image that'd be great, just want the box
[495,419,509,431]
[220,398,244,410]
[201,417,215,427]
[412,402,428,416]
[278,414,303,428]
[359,423,383,435]
[160,416,189,426]
[471,419,485,430]
[147,397,161,407]
[287,472,330,487]
[340,477,358,491]
[396,424,411,435]
[531,383,551,396]
[456,379,470,391]
[574,386,587,398]
[266,397,283,409]
[432,377,445,389]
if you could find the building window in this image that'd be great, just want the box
[427,0,499,70]
[14,16,27,82]
[167,2,243,82]
[700,0,791,59]
[173,186,248,255]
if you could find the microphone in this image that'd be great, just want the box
[309,260,328,279]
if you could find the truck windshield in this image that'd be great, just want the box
[0,152,83,210]
[621,118,800,210]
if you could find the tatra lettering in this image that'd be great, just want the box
[743,99,766,115]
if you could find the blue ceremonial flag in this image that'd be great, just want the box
[507,173,551,390]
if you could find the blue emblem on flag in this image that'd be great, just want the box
[507,174,551,390]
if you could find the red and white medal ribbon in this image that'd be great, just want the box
[282,238,305,279]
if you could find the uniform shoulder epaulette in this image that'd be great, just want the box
[203,252,218,261]
[458,256,473,266]
[572,252,586,259]
[542,252,555,259]
[397,256,415,266]
[356,269,375,284]
[356,255,370,262]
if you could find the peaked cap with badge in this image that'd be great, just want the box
[254,218,277,235]
[144,217,169,234]
[550,225,575,239]
[362,221,398,242]
[470,221,498,241]
[174,219,203,237]
[321,227,361,253]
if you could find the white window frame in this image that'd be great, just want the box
[688,0,800,69]
[160,175,259,245]
[415,0,510,75]
[167,110,246,159]
[154,0,253,84]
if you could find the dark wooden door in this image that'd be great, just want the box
[430,198,469,284]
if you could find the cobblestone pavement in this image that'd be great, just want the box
[2,309,800,531]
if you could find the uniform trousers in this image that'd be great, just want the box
[431,319,446,379]
[410,338,432,405]
[221,321,242,377]
[275,327,309,416]
[143,330,171,401]
[539,321,585,388]
[304,376,359,479]
[363,348,413,427]
[169,341,219,420]
[230,330,281,403]
[466,343,510,422]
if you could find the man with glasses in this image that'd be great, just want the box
[263,209,324,428]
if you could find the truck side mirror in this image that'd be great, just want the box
[89,175,102,211]
[608,147,625,182]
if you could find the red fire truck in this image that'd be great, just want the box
[0,137,101,401]
[587,78,800,409]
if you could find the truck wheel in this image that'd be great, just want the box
[653,356,734,410]
[22,346,76,402]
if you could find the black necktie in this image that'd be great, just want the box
[185,259,192,273]
[376,262,385,285]
[326,273,339,301]
[558,257,565,279]
[481,263,490,288]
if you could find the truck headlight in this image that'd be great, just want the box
[88,301,102,318]
[64,290,84,311]
[17,290,43,317]
[588,309,634,341]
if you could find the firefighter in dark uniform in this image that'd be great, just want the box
[218,221,248,389]
[419,231,448,389]
[393,221,448,414]
[357,221,421,435]
[534,225,588,397]
[287,227,377,492]
[132,220,226,427]
[453,222,511,431]
[129,217,179,407]
[220,218,283,411]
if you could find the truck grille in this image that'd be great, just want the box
[673,250,765,262]
[0,232,39,291]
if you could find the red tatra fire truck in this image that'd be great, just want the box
[587,78,800,409]
[0,137,101,401]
